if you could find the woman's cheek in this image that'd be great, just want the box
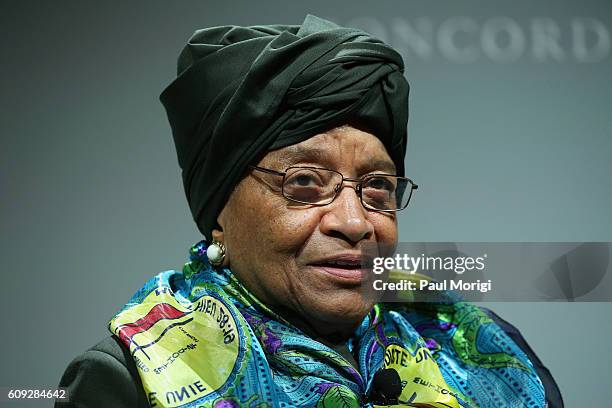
[371,215,398,253]
[272,209,320,249]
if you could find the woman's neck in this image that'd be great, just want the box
[272,304,359,344]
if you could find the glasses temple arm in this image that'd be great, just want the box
[248,165,286,177]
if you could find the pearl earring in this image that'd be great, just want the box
[207,241,226,266]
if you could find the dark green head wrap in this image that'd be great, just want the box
[160,15,409,238]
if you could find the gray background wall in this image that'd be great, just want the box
[1,1,611,407]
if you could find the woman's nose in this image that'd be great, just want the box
[319,185,374,244]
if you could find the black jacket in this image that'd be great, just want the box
[55,308,563,408]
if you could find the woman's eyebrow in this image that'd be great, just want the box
[360,160,396,174]
[277,146,396,173]
[276,146,328,166]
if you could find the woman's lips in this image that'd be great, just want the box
[307,254,373,283]
[309,264,368,283]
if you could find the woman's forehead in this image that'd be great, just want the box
[262,126,396,173]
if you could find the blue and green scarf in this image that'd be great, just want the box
[109,240,545,407]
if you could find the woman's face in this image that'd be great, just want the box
[216,125,398,339]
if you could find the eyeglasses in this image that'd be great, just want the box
[249,165,418,212]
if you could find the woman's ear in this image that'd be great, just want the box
[211,228,224,243]
[212,204,227,243]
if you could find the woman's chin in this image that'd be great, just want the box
[299,289,374,332]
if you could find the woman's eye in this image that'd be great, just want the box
[294,175,315,186]
[286,171,324,187]
[365,177,394,191]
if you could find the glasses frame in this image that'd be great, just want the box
[248,165,418,212]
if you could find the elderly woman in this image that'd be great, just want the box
[57,15,562,408]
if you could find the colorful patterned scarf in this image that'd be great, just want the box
[109,240,545,407]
